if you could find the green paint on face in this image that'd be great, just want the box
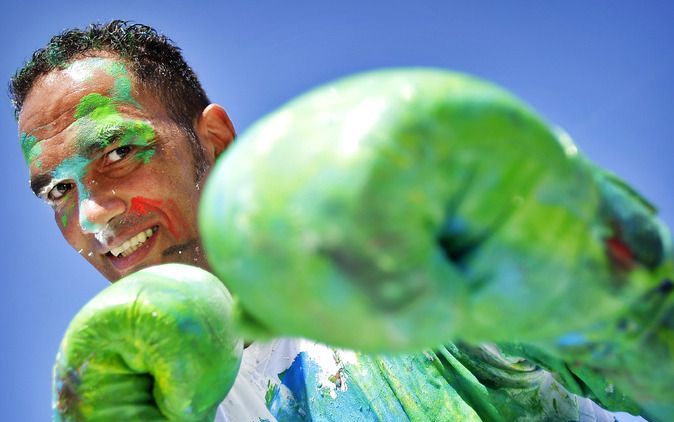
[51,155,97,230]
[60,201,76,228]
[120,121,155,145]
[75,93,115,120]
[43,58,157,233]
[75,109,156,159]
[135,149,156,164]
[52,155,92,200]
[105,61,140,108]
[68,59,140,113]
[20,132,41,165]
[73,62,155,157]
[107,61,128,77]
[50,153,100,231]
[112,75,140,107]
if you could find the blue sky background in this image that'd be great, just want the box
[1,1,672,420]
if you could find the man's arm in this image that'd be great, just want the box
[198,68,673,418]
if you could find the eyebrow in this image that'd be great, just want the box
[81,140,110,158]
[79,126,125,158]
[30,173,53,197]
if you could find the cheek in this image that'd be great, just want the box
[129,196,162,216]
[55,199,84,246]
[115,148,201,239]
[163,198,193,239]
[57,201,77,230]
[136,169,200,239]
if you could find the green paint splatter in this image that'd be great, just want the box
[20,132,41,165]
[73,61,155,159]
[52,154,93,231]
[52,155,92,188]
[107,61,128,77]
[75,93,115,119]
[105,61,140,108]
[111,74,140,107]
[74,112,156,161]
[265,381,279,407]
[45,59,157,232]
[60,201,76,228]
[69,59,140,113]
[135,149,155,164]
[120,121,155,146]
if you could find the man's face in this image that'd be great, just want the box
[19,56,209,281]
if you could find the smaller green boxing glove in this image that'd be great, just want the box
[53,264,243,421]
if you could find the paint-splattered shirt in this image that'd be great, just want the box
[214,339,619,421]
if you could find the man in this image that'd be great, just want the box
[13,25,234,281]
[12,21,666,421]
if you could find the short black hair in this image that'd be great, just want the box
[10,20,210,179]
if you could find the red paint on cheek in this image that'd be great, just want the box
[162,199,183,239]
[130,196,163,216]
[129,196,180,239]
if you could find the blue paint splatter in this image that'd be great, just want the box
[51,155,100,231]
[266,352,407,421]
[557,332,587,347]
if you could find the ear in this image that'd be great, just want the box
[195,104,236,163]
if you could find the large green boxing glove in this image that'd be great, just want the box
[53,264,243,421]
[200,68,672,352]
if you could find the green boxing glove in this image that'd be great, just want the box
[53,264,243,421]
[200,68,671,353]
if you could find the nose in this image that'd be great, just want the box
[79,195,126,233]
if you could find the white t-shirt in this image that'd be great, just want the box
[214,338,620,422]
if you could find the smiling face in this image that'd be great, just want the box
[19,55,222,281]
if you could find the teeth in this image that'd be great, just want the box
[110,227,156,257]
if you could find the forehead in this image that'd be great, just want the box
[20,57,118,136]
[19,56,170,165]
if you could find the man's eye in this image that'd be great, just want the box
[48,182,74,201]
[106,145,133,163]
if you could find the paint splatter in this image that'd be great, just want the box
[51,155,97,231]
[73,62,156,163]
[25,58,158,234]
[52,156,92,199]
[265,381,280,407]
[20,132,41,166]
[129,196,163,216]
[112,75,140,107]
[74,93,115,120]
[121,121,154,144]
[605,234,634,271]
[135,149,155,164]
[129,196,180,238]
[107,61,140,107]
[60,201,76,228]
